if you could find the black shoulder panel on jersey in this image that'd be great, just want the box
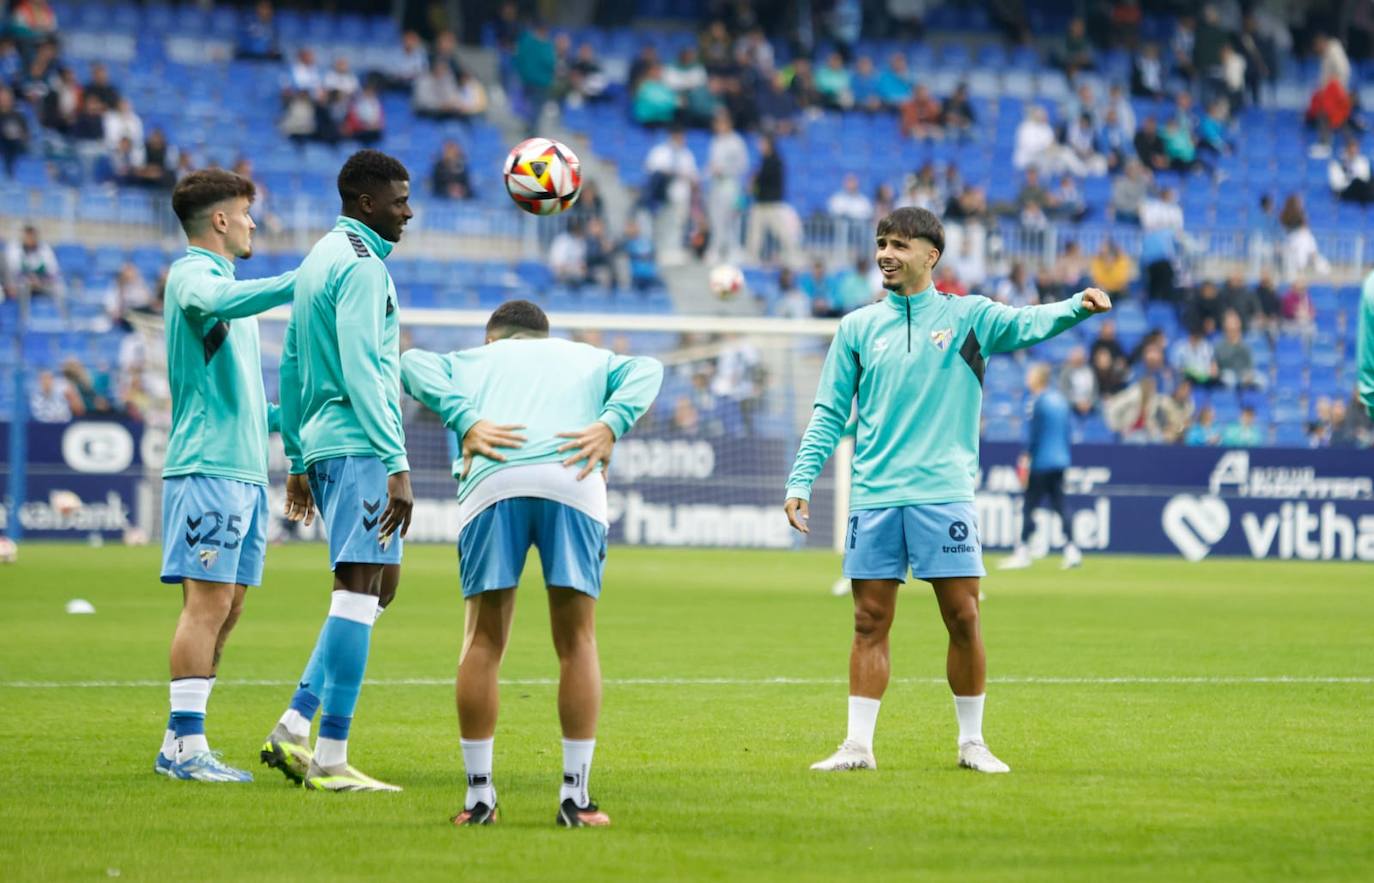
[203,320,230,363]
[959,329,985,386]
[346,232,371,259]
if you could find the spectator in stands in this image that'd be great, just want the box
[60,356,114,417]
[284,46,323,95]
[995,261,1039,306]
[129,128,175,188]
[343,83,384,144]
[1170,14,1197,82]
[103,97,143,155]
[4,223,63,310]
[1064,112,1108,176]
[619,218,658,293]
[1196,99,1232,159]
[698,20,733,74]
[706,108,748,265]
[665,46,708,96]
[1221,405,1263,446]
[850,55,882,112]
[1109,158,1150,224]
[1218,43,1247,109]
[105,261,153,328]
[772,267,809,319]
[645,126,698,266]
[1135,339,1176,393]
[1184,403,1220,445]
[802,259,838,317]
[815,52,852,110]
[1220,272,1260,330]
[1171,327,1219,387]
[70,93,107,144]
[565,44,609,107]
[872,181,896,221]
[1133,116,1169,172]
[828,172,872,255]
[832,254,879,312]
[1140,188,1184,301]
[1161,116,1201,172]
[875,52,912,109]
[1327,399,1364,448]
[83,63,119,111]
[1104,375,1156,441]
[1016,166,1054,222]
[942,82,976,140]
[633,63,679,127]
[900,84,943,140]
[1091,343,1128,397]
[1090,239,1135,298]
[369,30,425,94]
[1106,82,1135,134]
[324,56,360,105]
[0,37,20,84]
[109,135,142,185]
[1306,32,1354,159]
[236,0,281,61]
[0,86,28,178]
[1214,310,1261,389]
[1185,280,1227,336]
[1059,346,1097,416]
[1052,16,1096,77]
[712,334,765,434]
[1132,42,1166,98]
[1329,136,1374,205]
[430,139,472,200]
[1043,240,1088,302]
[550,217,590,287]
[582,216,616,288]
[18,38,59,108]
[1281,279,1315,330]
[1278,194,1330,282]
[1101,108,1134,173]
[9,0,57,46]
[29,369,74,423]
[41,65,81,134]
[1050,174,1087,222]
[514,19,556,132]
[1147,376,1193,443]
[628,45,659,94]
[1012,105,1056,171]
[414,58,459,119]
[745,133,799,268]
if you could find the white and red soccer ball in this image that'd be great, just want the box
[503,137,582,216]
[709,264,744,299]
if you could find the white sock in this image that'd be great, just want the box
[164,675,215,758]
[846,696,881,751]
[315,736,347,768]
[560,738,596,807]
[170,677,212,762]
[954,694,985,745]
[278,708,311,740]
[461,737,495,809]
[374,604,386,624]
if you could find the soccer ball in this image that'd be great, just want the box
[503,137,582,215]
[51,490,82,516]
[709,264,744,299]
[0,536,17,564]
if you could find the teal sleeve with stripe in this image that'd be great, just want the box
[336,260,409,473]
[400,349,480,438]
[785,321,857,502]
[599,354,665,438]
[972,289,1091,355]
[279,313,305,473]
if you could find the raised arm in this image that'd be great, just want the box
[336,261,408,473]
[400,347,478,436]
[183,269,297,320]
[599,353,665,438]
[973,288,1111,355]
[785,322,859,503]
[278,314,305,474]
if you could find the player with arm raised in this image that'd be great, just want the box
[155,169,297,782]
[784,207,1111,775]
[259,150,413,793]
[400,300,663,828]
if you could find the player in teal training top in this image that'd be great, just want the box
[156,169,297,783]
[784,207,1111,775]
[1360,268,1374,421]
[400,300,664,828]
[259,150,413,793]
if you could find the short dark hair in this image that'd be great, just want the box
[337,149,410,204]
[876,206,944,257]
[172,169,255,230]
[486,299,549,339]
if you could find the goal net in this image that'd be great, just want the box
[253,309,851,552]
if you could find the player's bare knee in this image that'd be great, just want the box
[185,582,234,625]
[853,603,892,642]
[551,625,596,661]
[942,602,980,644]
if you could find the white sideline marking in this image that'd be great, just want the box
[1,676,1370,689]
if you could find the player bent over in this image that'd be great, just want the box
[156,170,298,782]
[400,300,663,827]
[784,207,1111,775]
[261,151,414,792]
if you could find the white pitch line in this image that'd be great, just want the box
[1,676,1371,689]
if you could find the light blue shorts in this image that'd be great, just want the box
[458,498,607,599]
[161,475,269,586]
[307,456,404,570]
[842,502,986,582]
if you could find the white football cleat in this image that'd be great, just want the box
[1061,544,1083,569]
[958,740,1010,774]
[997,546,1032,570]
[809,739,877,771]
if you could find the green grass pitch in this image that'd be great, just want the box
[0,543,1370,881]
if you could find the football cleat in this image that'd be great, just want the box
[154,752,175,777]
[958,740,1011,774]
[171,750,254,782]
[451,801,499,826]
[556,798,611,828]
[303,760,402,792]
[809,739,877,771]
[997,547,1033,570]
[1061,544,1083,570]
[260,724,313,784]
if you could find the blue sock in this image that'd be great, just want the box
[289,633,326,719]
[171,711,205,738]
[317,591,379,746]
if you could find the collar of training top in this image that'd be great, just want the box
[185,245,234,276]
[334,215,394,260]
[884,284,940,312]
